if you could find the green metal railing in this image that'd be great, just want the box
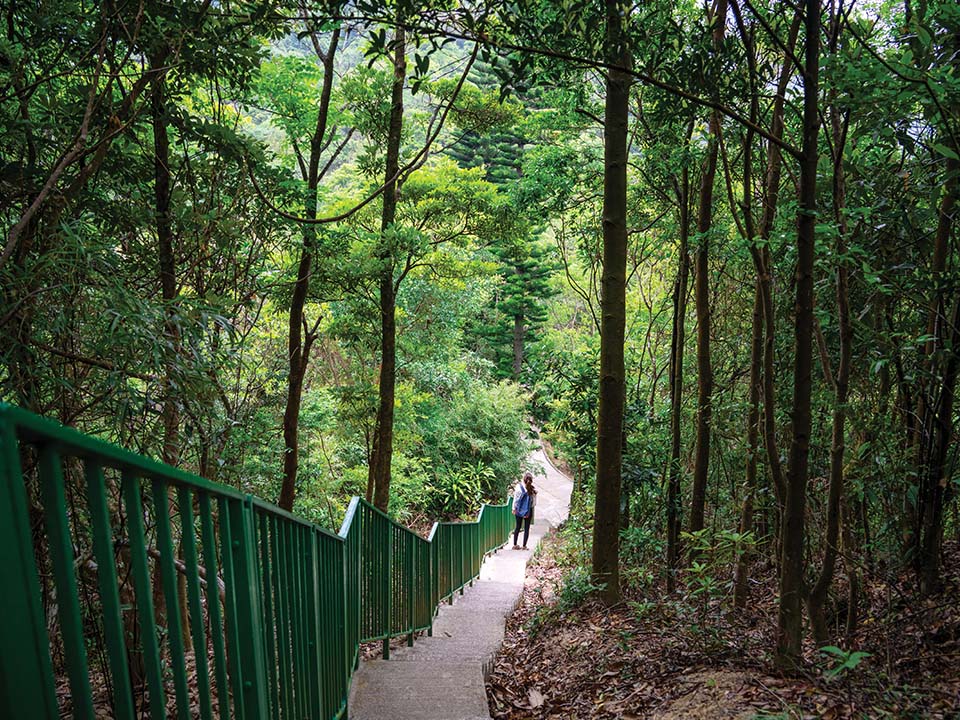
[0,405,513,719]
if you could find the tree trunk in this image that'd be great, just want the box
[734,281,763,609]
[752,9,801,525]
[150,54,191,651]
[688,0,727,542]
[371,29,407,513]
[591,0,630,606]
[807,10,852,644]
[513,312,524,379]
[841,497,860,641]
[806,211,851,645]
[776,0,819,671]
[911,138,959,593]
[278,29,340,511]
[666,166,690,593]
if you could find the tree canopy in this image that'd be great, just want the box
[3,0,960,713]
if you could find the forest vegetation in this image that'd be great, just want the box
[2,0,959,716]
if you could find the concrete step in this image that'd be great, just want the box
[347,444,572,720]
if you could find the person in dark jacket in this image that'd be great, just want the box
[511,472,537,550]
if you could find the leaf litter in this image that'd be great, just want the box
[485,527,960,719]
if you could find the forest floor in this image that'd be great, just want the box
[485,528,960,719]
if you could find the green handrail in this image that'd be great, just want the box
[0,404,513,720]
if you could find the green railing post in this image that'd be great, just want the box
[308,528,323,720]
[123,470,168,720]
[383,519,392,660]
[223,497,269,719]
[427,524,436,636]
[153,479,191,720]
[406,532,414,647]
[199,494,230,720]
[0,406,519,720]
[256,513,279,720]
[86,463,135,720]
[447,526,454,605]
[464,526,468,588]
[38,445,96,719]
[0,419,57,720]
[179,488,213,720]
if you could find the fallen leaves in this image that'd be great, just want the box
[485,529,960,719]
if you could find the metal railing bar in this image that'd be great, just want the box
[178,487,214,720]
[1,406,518,720]
[121,470,167,720]
[84,461,136,720]
[38,444,96,719]
[198,493,230,720]
[153,478,191,720]
[257,512,280,720]
[0,421,58,719]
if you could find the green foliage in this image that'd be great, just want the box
[425,462,490,518]
[679,529,756,619]
[619,526,662,588]
[5,6,960,700]
[415,375,530,516]
[819,646,873,681]
[526,566,604,637]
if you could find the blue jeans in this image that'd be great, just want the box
[513,514,531,547]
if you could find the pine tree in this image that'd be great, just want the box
[451,62,559,379]
[468,241,558,379]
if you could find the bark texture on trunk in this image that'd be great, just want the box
[152,55,177,635]
[776,0,819,671]
[278,30,340,511]
[152,61,178,470]
[916,154,959,595]
[666,173,690,592]
[808,13,852,643]
[151,54,194,654]
[371,29,406,513]
[688,0,727,541]
[591,0,630,606]
[752,10,801,522]
[734,281,763,609]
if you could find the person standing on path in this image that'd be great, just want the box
[512,472,537,550]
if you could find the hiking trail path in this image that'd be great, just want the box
[348,440,573,719]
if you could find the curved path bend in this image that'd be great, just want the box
[348,442,573,720]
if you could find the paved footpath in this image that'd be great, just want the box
[348,441,572,720]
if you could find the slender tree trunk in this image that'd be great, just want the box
[734,281,763,609]
[591,0,630,606]
[918,296,960,596]
[806,207,850,645]
[371,29,406,513]
[151,53,181,640]
[841,497,859,641]
[751,9,802,526]
[513,312,524,379]
[776,0,819,670]
[666,170,690,593]
[916,154,959,595]
[807,9,852,643]
[688,0,727,542]
[152,66,178,469]
[278,29,340,511]
[151,54,196,655]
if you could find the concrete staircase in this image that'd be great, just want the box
[348,445,571,720]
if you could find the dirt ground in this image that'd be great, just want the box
[486,529,960,719]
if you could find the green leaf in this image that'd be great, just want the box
[932,143,959,161]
